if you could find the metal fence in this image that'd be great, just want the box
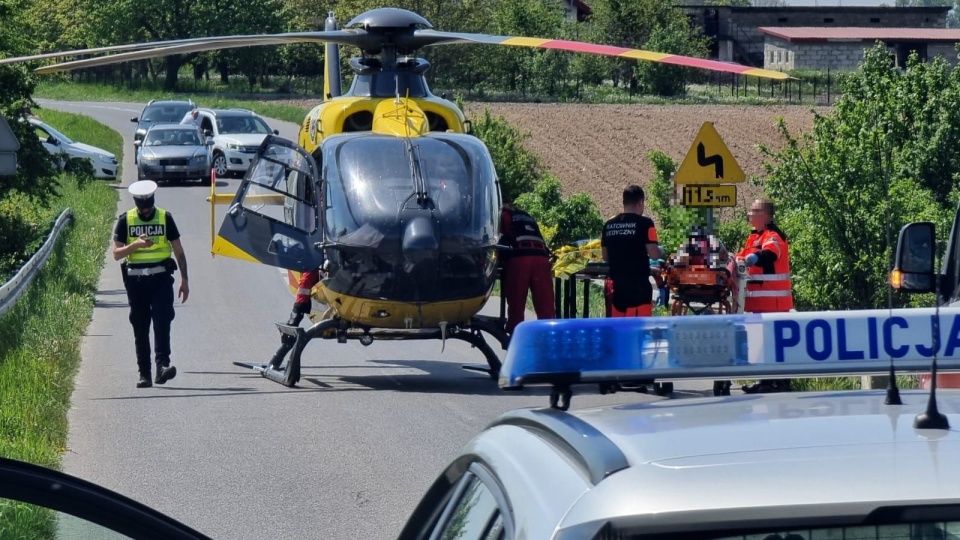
[0,209,73,319]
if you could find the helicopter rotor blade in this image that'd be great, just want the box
[0,30,374,74]
[413,30,791,81]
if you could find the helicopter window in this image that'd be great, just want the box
[239,145,318,233]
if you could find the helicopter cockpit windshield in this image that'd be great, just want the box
[322,133,500,302]
[324,133,497,251]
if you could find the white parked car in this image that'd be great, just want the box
[195,108,278,178]
[29,117,118,180]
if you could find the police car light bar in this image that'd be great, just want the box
[499,308,960,390]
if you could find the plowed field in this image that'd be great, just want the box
[280,100,820,217]
[465,103,819,217]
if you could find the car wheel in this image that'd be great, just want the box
[212,152,228,178]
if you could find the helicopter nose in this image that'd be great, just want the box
[402,215,439,262]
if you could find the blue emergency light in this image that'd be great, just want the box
[499,308,960,390]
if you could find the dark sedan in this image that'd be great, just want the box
[137,124,212,185]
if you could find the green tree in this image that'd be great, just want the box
[0,1,58,204]
[469,108,540,203]
[644,151,707,254]
[760,44,955,310]
[484,0,565,97]
[515,176,604,248]
[587,0,708,95]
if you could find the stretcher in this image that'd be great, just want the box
[664,232,741,396]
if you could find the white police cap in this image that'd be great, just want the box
[128,180,158,198]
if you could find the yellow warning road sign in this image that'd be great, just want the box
[674,122,745,185]
[682,185,737,208]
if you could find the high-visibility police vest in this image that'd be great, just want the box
[739,227,793,313]
[125,208,172,265]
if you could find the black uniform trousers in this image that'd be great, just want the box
[123,270,175,377]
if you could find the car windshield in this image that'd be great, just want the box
[216,116,271,135]
[141,104,192,123]
[36,122,73,144]
[143,129,201,146]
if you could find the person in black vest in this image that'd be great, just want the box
[500,198,556,335]
[602,185,663,317]
[112,181,189,388]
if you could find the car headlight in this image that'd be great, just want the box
[191,155,207,164]
[226,143,240,151]
[100,155,117,165]
[140,155,157,163]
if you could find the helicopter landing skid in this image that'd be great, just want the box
[240,315,508,387]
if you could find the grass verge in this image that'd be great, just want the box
[0,115,119,537]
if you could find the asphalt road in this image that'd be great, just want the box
[39,99,714,539]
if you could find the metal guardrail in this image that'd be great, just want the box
[0,209,73,318]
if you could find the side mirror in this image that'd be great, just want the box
[273,129,280,135]
[133,139,142,147]
[130,116,138,123]
[892,221,936,293]
[463,120,472,134]
[205,137,214,146]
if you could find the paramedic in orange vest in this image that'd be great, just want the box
[738,198,794,394]
[500,199,556,335]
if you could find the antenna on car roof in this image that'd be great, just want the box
[879,121,902,406]
[914,272,949,430]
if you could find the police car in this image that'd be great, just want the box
[397,309,960,540]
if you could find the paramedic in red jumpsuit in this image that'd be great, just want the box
[500,202,556,335]
[266,269,321,369]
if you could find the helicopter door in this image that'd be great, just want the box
[213,136,324,272]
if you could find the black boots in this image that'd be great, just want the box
[155,364,177,385]
[137,360,177,388]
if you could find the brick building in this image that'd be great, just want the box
[679,5,951,67]
[759,27,960,71]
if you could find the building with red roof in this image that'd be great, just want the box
[759,27,960,71]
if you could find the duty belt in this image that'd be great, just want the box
[127,266,167,277]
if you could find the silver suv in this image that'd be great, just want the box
[194,108,278,178]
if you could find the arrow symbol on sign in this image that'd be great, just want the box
[696,142,723,179]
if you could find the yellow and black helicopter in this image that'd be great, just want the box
[1,8,788,387]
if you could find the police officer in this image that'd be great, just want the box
[737,198,793,394]
[601,185,663,317]
[500,198,555,335]
[113,181,189,388]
